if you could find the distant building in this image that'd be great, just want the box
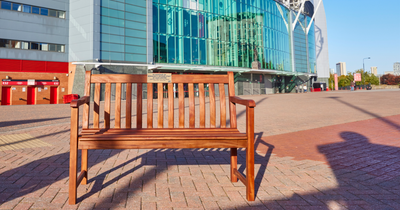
[336,62,347,76]
[329,68,335,74]
[370,67,378,76]
[385,71,395,75]
[394,62,400,75]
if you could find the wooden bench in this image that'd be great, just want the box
[69,71,256,204]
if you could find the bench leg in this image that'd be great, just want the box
[246,146,255,201]
[69,108,78,205]
[230,148,238,182]
[81,149,88,185]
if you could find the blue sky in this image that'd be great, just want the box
[323,0,400,74]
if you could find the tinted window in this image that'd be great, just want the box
[0,39,9,48]
[40,8,48,16]
[31,43,39,50]
[22,5,31,13]
[12,3,21,11]
[32,6,40,14]
[49,44,56,51]
[49,9,57,17]
[1,1,12,10]
[58,11,65,18]
[10,41,20,48]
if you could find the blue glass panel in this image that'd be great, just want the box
[153,34,159,62]
[125,29,146,38]
[102,0,124,10]
[125,20,146,30]
[32,7,40,14]
[102,7,124,19]
[126,45,146,54]
[40,8,48,15]
[101,51,124,61]
[191,11,198,37]
[153,4,158,33]
[1,1,11,10]
[200,39,206,65]
[168,36,175,63]
[102,16,124,27]
[22,5,31,13]
[184,38,190,64]
[183,9,190,36]
[176,37,182,63]
[101,42,124,52]
[126,0,147,7]
[192,39,198,64]
[12,3,21,11]
[101,25,125,36]
[159,5,167,34]
[125,53,147,62]
[125,4,146,15]
[126,12,146,23]
[125,37,146,46]
[159,35,167,63]
[101,34,124,44]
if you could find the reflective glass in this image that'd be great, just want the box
[58,11,65,18]
[31,42,39,50]
[32,6,39,14]
[41,8,48,16]
[0,39,9,48]
[22,5,31,13]
[49,9,57,17]
[12,3,21,11]
[1,1,11,10]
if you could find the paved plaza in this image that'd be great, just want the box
[0,89,400,210]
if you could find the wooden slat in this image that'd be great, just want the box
[81,149,88,185]
[172,75,229,84]
[219,83,226,128]
[115,83,122,128]
[79,140,247,150]
[104,83,111,128]
[93,83,101,128]
[126,83,132,128]
[168,83,174,128]
[188,83,195,128]
[77,171,87,187]
[199,83,205,128]
[147,84,153,128]
[209,83,216,128]
[178,83,184,128]
[234,169,247,187]
[80,133,247,140]
[91,74,147,83]
[82,70,91,129]
[158,83,163,128]
[137,83,142,129]
[228,72,237,128]
[82,128,240,133]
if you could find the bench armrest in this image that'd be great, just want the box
[70,96,90,108]
[230,96,256,108]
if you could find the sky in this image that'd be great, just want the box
[322,0,400,75]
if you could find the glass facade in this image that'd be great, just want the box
[100,0,147,62]
[307,16,316,74]
[293,13,307,73]
[152,0,292,71]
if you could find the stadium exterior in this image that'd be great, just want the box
[0,0,330,105]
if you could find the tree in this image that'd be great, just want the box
[380,74,400,85]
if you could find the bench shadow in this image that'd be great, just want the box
[0,117,70,128]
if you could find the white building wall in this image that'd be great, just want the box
[0,0,69,62]
[313,0,329,79]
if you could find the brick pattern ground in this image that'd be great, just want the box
[0,90,399,209]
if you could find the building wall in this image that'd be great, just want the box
[69,0,100,62]
[293,13,308,73]
[100,0,147,63]
[0,0,69,62]
[314,0,329,79]
[393,62,400,75]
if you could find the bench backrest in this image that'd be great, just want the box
[81,71,237,130]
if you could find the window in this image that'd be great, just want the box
[40,43,48,51]
[22,5,31,13]
[12,3,21,11]
[40,8,48,16]
[48,44,56,52]
[32,6,40,14]
[21,42,29,49]
[0,39,9,48]
[49,9,57,17]
[31,42,39,50]
[0,2,65,19]
[10,40,20,48]
[58,11,65,18]
[1,1,12,10]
